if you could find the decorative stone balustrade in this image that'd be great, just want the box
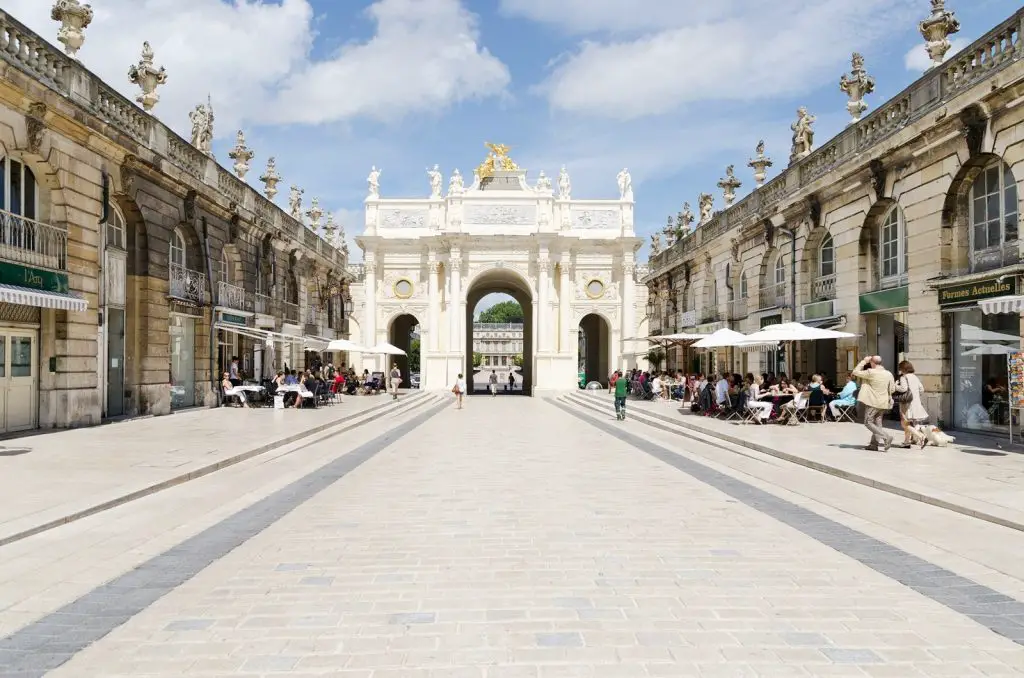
[0,208,68,272]
[168,263,207,304]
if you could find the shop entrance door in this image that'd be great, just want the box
[0,330,38,433]
[106,308,126,417]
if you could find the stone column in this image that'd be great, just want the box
[622,259,636,371]
[558,254,571,353]
[538,255,550,352]
[364,252,377,364]
[449,250,462,354]
[427,254,439,352]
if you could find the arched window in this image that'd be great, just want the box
[819,233,835,277]
[0,156,38,220]
[740,271,748,299]
[773,252,786,286]
[105,203,126,250]
[879,205,907,286]
[709,278,718,307]
[170,228,187,269]
[969,158,1019,270]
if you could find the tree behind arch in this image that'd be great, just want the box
[478,300,524,323]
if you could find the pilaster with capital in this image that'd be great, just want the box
[427,253,440,351]
[558,255,572,353]
[364,252,377,350]
[621,258,637,370]
[538,255,551,352]
[448,250,462,354]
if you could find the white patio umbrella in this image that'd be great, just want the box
[743,321,856,343]
[692,328,750,348]
[326,338,367,352]
[365,341,407,356]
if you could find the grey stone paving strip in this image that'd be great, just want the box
[550,397,1024,646]
[567,391,1024,532]
[0,396,447,678]
[0,392,430,549]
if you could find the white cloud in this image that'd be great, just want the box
[4,0,508,138]
[904,37,969,72]
[508,0,919,119]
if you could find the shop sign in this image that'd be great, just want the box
[0,262,69,293]
[760,314,782,328]
[859,285,909,313]
[802,299,835,321]
[220,312,248,326]
[937,276,1016,307]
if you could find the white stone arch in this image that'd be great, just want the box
[462,263,536,303]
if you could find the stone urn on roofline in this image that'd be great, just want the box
[127,41,167,112]
[51,0,93,58]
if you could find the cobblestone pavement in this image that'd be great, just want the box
[5,397,1024,676]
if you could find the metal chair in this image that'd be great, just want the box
[832,403,857,423]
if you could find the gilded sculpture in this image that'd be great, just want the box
[475,142,519,179]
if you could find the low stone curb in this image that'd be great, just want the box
[0,392,435,548]
[563,392,1024,534]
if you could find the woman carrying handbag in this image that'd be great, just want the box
[895,360,928,449]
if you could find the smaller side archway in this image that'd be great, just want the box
[578,312,612,387]
[387,313,420,390]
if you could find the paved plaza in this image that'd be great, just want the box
[3,397,1024,676]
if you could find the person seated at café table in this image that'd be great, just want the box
[221,371,248,408]
[829,372,858,419]
[293,370,317,408]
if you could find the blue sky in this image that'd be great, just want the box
[10,0,1012,271]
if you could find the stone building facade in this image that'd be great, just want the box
[473,322,524,369]
[0,10,350,432]
[645,6,1024,435]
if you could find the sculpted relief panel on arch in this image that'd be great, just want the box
[464,204,535,225]
[380,208,428,228]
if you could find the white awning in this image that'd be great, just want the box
[213,322,305,347]
[979,295,1024,315]
[0,283,87,312]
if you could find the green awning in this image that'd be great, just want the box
[859,286,908,314]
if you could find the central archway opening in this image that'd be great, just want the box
[579,313,611,388]
[466,269,533,395]
[387,313,420,389]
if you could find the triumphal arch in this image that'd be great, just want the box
[348,144,647,393]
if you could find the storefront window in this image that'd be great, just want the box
[952,308,1019,433]
[170,315,196,409]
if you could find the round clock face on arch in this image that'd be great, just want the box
[394,279,414,299]
[586,279,605,299]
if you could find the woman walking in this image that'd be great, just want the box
[895,360,928,448]
[452,373,467,410]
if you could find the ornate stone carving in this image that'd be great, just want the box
[698,193,714,225]
[119,155,138,195]
[188,96,214,156]
[649,233,662,256]
[789,107,816,163]
[679,202,695,234]
[869,159,887,199]
[961,106,988,158]
[535,170,552,194]
[617,168,633,201]
[920,0,960,69]
[558,166,571,199]
[367,166,381,199]
[748,140,773,188]
[663,216,676,246]
[427,164,442,199]
[447,168,465,196]
[323,212,336,241]
[306,197,323,230]
[228,130,254,179]
[575,271,618,302]
[538,208,550,227]
[731,238,741,262]
[183,190,197,223]
[717,165,741,207]
[381,208,428,228]
[288,186,304,220]
[25,102,46,154]
[127,41,167,112]
[475,142,518,179]
[51,0,93,57]
[465,204,535,226]
[259,157,281,200]
[840,53,875,124]
[572,209,618,229]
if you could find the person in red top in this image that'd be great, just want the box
[332,370,345,396]
[609,371,618,394]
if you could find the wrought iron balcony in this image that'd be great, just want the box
[0,208,68,271]
[700,306,721,324]
[282,301,300,324]
[217,280,252,312]
[810,274,837,301]
[168,263,207,304]
[729,298,748,320]
[970,240,1021,274]
[254,293,273,315]
[758,282,788,310]
[306,305,321,327]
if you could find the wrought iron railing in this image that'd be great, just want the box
[169,263,207,304]
[700,306,721,324]
[217,280,252,311]
[306,305,320,327]
[758,282,788,310]
[810,274,837,301]
[729,298,748,320]
[282,301,300,324]
[0,209,67,271]
[970,240,1021,274]
[254,293,273,315]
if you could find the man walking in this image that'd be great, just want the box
[489,369,498,397]
[389,363,402,400]
[852,355,895,451]
[613,370,628,420]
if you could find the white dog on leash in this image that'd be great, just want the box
[919,424,955,447]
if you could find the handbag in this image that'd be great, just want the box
[893,377,914,404]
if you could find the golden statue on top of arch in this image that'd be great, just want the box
[475,142,519,179]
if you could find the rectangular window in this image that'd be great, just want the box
[9,160,22,216]
[10,336,31,378]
